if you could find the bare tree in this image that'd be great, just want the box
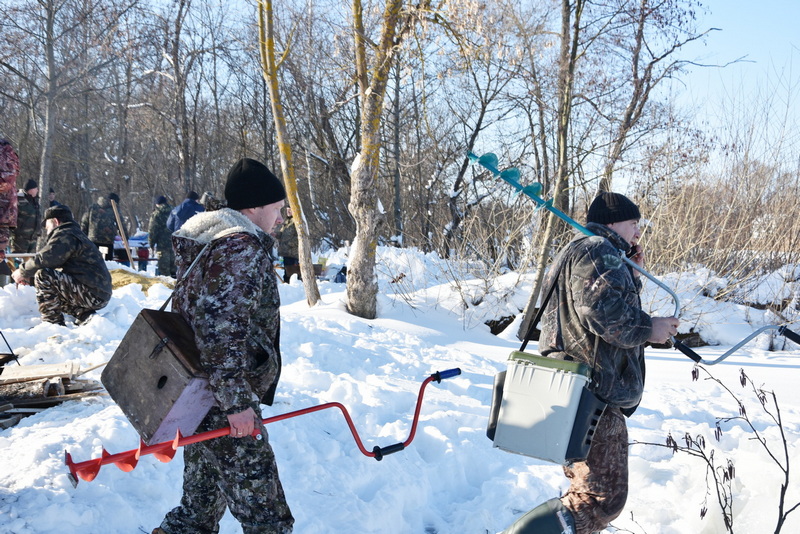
[257,0,321,306]
[347,0,431,319]
[0,0,139,236]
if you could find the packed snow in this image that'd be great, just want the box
[1,247,798,534]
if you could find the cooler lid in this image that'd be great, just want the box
[508,351,592,378]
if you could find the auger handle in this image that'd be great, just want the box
[432,368,461,382]
[779,326,800,345]
[674,325,799,366]
[372,443,405,461]
[673,339,702,363]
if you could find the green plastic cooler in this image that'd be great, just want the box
[490,351,606,464]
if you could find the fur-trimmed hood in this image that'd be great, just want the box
[174,207,264,244]
[171,207,276,277]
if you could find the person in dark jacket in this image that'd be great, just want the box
[274,205,300,282]
[152,158,293,534]
[503,192,679,534]
[12,205,112,326]
[167,191,204,233]
[0,139,19,260]
[148,195,174,276]
[11,179,40,254]
[81,194,118,261]
[49,187,63,208]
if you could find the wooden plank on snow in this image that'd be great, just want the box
[0,362,79,385]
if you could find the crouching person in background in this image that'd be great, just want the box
[12,205,112,326]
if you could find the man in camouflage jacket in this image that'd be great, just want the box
[0,140,19,259]
[12,205,112,325]
[148,196,174,276]
[12,179,40,254]
[81,194,118,260]
[154,158,293,534]
[504,193,679,534]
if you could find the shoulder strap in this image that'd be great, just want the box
[519,236,590,352]
[158,242,211,312]
[519,270,561,352]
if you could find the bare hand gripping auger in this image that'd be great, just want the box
[468,151,800,365]
[65,368,461,486]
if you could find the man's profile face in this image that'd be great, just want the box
[45,218,59,235]
[606,219,641,247]
[244,200,285,234]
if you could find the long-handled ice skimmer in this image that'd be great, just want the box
[468,151,800,365]
[65,368,461,486]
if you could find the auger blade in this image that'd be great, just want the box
[477,152,499,172]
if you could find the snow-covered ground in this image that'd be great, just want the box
[1,247,798,534]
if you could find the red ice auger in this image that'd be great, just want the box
[65,368,461,487]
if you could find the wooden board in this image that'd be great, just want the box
[0,362,79,385]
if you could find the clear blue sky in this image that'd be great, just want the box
[679,0,800,124]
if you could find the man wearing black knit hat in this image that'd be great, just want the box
[153,157,293,534]
[503,192,679,534]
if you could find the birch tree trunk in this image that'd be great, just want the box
[257,0,321,306]
[346,0,406,319]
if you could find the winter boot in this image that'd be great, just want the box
[503,498,576,534]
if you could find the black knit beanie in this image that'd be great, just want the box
[586,192,641,225]
[224,158,286,210]
[24,179,38,192]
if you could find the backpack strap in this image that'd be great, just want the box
[519,258,566,352]
[158,242,211,312]
[519,236,590,352]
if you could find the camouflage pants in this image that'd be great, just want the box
[11,234,35,254]
[156,245,175,277]
[561,407,628,534]
[34,268,110,324]
[0,226,9,252]
[160,403,294,534]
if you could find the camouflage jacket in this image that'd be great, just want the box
[148,203,172,249]
[81,197,117,245]
[0,141,19,228]
[275,216,299,258]
[538,222,651,414]
[172,208,282,413]
[20,219,112,300]
[13,191,40,246]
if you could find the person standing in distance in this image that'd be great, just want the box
[503,192,679,534]
[0,139,20,260]
[153,158,293,534]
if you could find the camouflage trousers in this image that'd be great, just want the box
[0,226,9,252]
[560,407,628,534]
[156,245,175,277]
[34,268,110,325]
[160,403,294,534]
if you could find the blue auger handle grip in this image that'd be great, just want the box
[673,339,702,363]
[432,368,462,382]
[780,326,800,345]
